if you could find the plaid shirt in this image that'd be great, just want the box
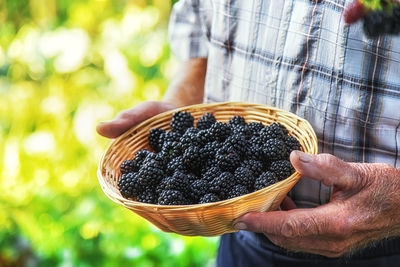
[168,0,400,208]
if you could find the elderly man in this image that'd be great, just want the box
[97,0,400,266]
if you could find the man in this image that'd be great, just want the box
[97,0,400,266]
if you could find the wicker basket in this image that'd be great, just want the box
[97,102,318,236]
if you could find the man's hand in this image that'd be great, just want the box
[234,151,400,257]
[96,101,177,138]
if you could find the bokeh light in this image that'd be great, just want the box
[0,0,218,266]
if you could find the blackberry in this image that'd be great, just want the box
[229,115,246,127]
[190,179,210,201]
[180,127,200,148]
[183,145,202,171]
[160,141,182,161]
[210,172,235,200]
[160,131,181,145]
[156,173,189,194]
[234,167,256,191]
[166,155,186,175]
[158,190,188,205]
[148,128,166,152]
[232,125,252,140]
[284,135,301,156]
[197,113,216,130]
[246,143,264,161]
[196,129,214,145]
[223,134,247,157]
[263,138,287,161]
[209,122,232,142]
[228,184,249,199]
[199,141,221,162]
[241,160,264,178]
[363,10,393,37]
[254,171,278,191]
[260,123,286,142]
[248,122,265,136]
[269,160,295,180]
[138,159,165,189]
[392,5,400,34]
[215,147,241,172]
[134,149,151,166]
[201,166,222,182]
[137,188,157,204]
[171,111,194,134]
[120,159,138,174]
[199,193,220,204]
[118,173,142,198]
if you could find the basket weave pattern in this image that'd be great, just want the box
[97,102,318,236]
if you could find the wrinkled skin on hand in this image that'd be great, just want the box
[234,151,400,257]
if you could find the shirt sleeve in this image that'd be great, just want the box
[168,0,210,60]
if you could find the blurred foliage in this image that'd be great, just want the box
[0,0,218,266]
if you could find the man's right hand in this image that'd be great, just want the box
[96,101,177,139]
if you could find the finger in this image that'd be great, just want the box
[290,151,357,189]
[96,101,176,138]
[280,196,296,211]
[234,204,346,238]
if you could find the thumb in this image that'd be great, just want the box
[96,101,176,138]
[290,151,358,189]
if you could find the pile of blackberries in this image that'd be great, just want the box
[344,0,400,37]
[118,111,301,205]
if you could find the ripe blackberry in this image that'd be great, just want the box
[160,131,181,145]
[232,125,252,140]
[223,134,247,157]
[209,122,232,142]
[284,135,301,156]
[180,127,200,148]
[158,190,188,205]
[183,145,202,171]
[199,193,220,204]
[263,138,287,161]
[134,149,151,166]
[269,160,295,180]
[228,184,249,199]
[148,128,166,152]
[240,160,263,178]
[160,141,182,161]
[120,159,138,174]
[210,172,235,200]
[215,147,241,172]
[171,111,194,134]
[246,143,264,161]
[156,173,189,194]
[199,141,221,162]
[201,166,222,182]
[363,10,393,37]
[137,188,157,204]
[190,179,210,201]
[234,167,256,191]
[166,156,186,175]
[196,129,214,145]
[260,123,286,142]
[229,115,246,127]
[197,113,216,130]
[118,173,142,198]
[138,159,165,189]
[248,122,265,136]
[254,171,278,191]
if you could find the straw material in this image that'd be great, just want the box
[97,102,318,236]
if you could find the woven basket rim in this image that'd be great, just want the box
[97,101,318,211]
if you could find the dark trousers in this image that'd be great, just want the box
[217,231,400,267]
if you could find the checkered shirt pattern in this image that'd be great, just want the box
[168,0,400,208]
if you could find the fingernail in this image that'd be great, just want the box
[234,222,247,230]
[297,151,313,163]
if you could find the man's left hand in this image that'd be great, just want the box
[234,151,400,257]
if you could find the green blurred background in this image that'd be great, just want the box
[0,0,218,266]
